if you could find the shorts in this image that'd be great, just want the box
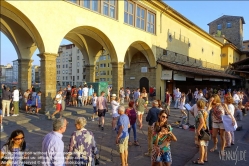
[118,136,129,153]
[199,140,209,146]
[56,104,62,111]
[72,96,77,102]
[88,96,93,100]
[161,151,172,163]
[212,122,225,129]
[112,113,119,118]
[126,94,130,98]
[27,104,32,107]
[24,98,27,103]
[93,107,97,113]
[98,109,106,117]
[137,111,144,116]
[37,103,41,109]
[82,96,88,101]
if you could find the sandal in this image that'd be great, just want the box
[198,158,208,162]
[220,150,225,157]
[210,147,217,152]
[134,141,139,146]
[192,160,204,165]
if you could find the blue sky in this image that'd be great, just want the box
[1,1,248,66]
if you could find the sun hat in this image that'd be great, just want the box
[111,94,117,97]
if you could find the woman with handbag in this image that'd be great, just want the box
[193,100,209,164]
[0,129,27,166]
[66,117,98,166]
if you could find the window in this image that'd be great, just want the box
[147,12,155,34]
[63,70,65,74]
[77,49,80,53]
[66,70,68,74]
[83,0,90,8]
[66,64,68,68]
[77,62,80,67]
[103,0,116,18]
[77,56,79,60]
[77,69,79,73]
[217,24,222,30]
[136,6,145,30]
[83,75,86,79]
[63,65,65,68]
[70,0,78,4]
[83,68,86,72]
[77,76,79,80]
[92,0,98,11]
[108,63,109,67]
[66,76,68,80]
[227,22,231,28]
[124,0,134,25]
[63,76,64,80]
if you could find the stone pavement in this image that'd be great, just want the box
[0,103,249,166]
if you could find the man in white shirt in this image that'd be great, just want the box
[50,90,63,119]
[82,84,89,106]
[174,88,181,109]
[12,86,20,116]
[233,91,240,104]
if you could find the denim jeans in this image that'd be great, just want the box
[128,123,137,142]
[174,98,180,108]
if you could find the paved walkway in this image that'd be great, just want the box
[1,103,249,166]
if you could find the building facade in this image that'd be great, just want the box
[242,40,249,51]
[57,44,87,87]
[95,54,112,85]
[208,15,245,50]
[12,60,18,83]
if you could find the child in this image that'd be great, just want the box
[36,91,42,114]
[26,94,32,113]
[91,93,98,121]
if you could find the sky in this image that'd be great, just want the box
[1,1,249,66]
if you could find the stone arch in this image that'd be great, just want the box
[124,41,156,69]
[1,1,45,57]
[62,26,118,66]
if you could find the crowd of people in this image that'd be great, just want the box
[1,83,249,166]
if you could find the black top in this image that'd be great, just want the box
[2,88,12,100]
[146,106,160,126]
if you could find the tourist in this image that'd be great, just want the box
[66,84,72,106]
[97,91,108,130]
[88,85,94,105]
[157,100,163,110]
[174,88,181,109]
[1,84,12,117]
[12,86,19,116]
[116,106,130,166]
[82,84,89,106]
[125,87,131,103]
[66,117,97,166]
[141,87,149,113]
[192,100,209,164]
[151,110,177,166]
[111,94,120,130]
[0,129,27,165]
[77,87,83,107]
[91,92,98,121]
[35,91,42,114]
[224,95,236,147]
[144,100,160,157]
[0,103,2,132]
[125,101,138,146]
[136,95,146,129]
[179,92,186,118]
[119,87,125,104]
[42,118,67,165]
[23,89,30,112]
[207,94,235,156]
[165,90,171,116]
[71,85,78,107]
[50,90,63,119]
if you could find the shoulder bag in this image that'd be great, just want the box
[198,111,211,141]
[221,104,237,132]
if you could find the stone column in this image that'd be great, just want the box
[85,64,95,83]
[111,62,125,95]
[18,59,33,110]
[18,59,33,91]
[37,53,58,114]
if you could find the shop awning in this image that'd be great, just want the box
[157,60,240,79]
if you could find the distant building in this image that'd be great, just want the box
[208,15,245,50]
[12,60,18,83]
[242,40,249,51]
[57,44,87,87]
[5,64,13,83]
[32,65,39,83]
[35,66,41,83]
[95,54,112,85]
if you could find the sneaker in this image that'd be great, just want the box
[144,152,151,157]
[7,115,10,117]
[12,114,18,116]
[0,125,3,132]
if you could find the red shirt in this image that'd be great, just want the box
[125,108,137,125]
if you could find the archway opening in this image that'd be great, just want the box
[139,77,149,93]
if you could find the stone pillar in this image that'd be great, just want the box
[37,53,58,114]
[85,64,95,83]
[18,59,33,110]
[18,59,33,92]
[111,62,125,95]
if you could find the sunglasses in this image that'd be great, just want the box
[162,116,167,119]
[14,137,24,141]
